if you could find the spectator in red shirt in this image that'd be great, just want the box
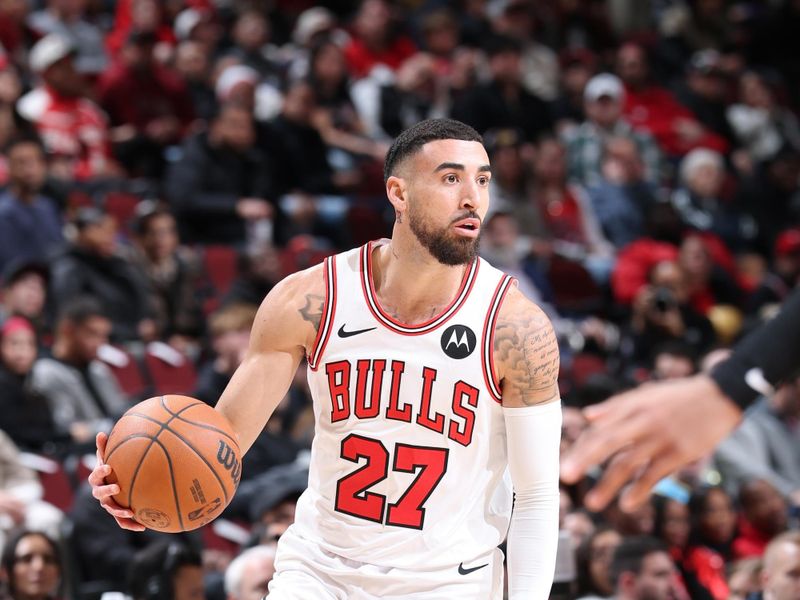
[0,0,38,66]
[734,479,789,559]
[615,42,729,158]
[684,486,738,600]
[343,0,416,79]
[105,0,176,59]
[16,33,117,181]
[98,29,194,178]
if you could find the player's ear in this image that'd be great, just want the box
[385,175,407,212]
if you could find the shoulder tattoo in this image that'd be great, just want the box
[298,293,325,332]
[494,309,559,404]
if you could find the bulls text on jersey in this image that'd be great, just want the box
[324,358,480,447]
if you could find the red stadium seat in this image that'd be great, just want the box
[19,453,74,512]
[547,257,604,315]
[144,342,198,395]
[104,191,142,235]
[202,245,239,296]
[347,205,389,246]
[97,345,149,399]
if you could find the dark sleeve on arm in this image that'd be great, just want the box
[164,143,239,216]
[710,287,800,410]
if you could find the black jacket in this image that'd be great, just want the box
[451,80,553,141]
[49,247,153,342]
[165,131,274,245]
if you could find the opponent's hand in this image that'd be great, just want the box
[560,374,742,511]
[88,432,146,531]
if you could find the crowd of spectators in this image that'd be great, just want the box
[0,0,800,598]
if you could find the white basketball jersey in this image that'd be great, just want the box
[292,240,516,570]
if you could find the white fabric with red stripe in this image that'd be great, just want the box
[295,240,517,572]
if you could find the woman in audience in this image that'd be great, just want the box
[0,317,61,455]
[652,494,715,599]
[575,525,622,599]
[0,529,62,600]
[684,486,739,600]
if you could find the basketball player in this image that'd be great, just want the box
[561,286,800,512]
[89,119,562,599]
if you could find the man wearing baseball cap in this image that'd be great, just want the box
[17,33,117,180]
[563,72,662,187]
[747,227,800,315]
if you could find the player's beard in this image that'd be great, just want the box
[408,204,481,266]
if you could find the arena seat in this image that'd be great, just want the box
[144,342,198,395]
[202,244,239,296]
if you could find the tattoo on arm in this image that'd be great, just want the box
[298,293,325,333]
[494,310,560,405]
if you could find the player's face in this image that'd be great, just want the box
[405,139,491,266]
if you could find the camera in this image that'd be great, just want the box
[652,287,676,313]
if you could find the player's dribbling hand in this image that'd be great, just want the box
[89,432,146,532]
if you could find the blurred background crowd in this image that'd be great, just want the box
[0,0,799,598]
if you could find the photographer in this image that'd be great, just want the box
[624,259,715,371]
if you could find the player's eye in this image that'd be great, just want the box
[444,174,458,184]
[477,176,489,186]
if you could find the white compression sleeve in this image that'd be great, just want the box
[504,400,562,599]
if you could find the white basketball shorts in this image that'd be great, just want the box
[267,526,504,599]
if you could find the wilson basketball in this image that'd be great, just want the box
[104,395,242,533]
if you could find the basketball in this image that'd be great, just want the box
[104,395,242,533]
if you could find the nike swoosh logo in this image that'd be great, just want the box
[337,324,377,338]
[458,562,488,575]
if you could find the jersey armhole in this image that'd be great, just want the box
[307,255,337,371]
[481,275,516,404]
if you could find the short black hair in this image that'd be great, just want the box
[4,134,46,156]
[650,340,697,367]
[132,200,174,236]
[383,118,482,182]
[57,296,108,326]
[609,535,669,588]
[483,33,523,58]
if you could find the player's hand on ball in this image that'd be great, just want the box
[89,432,145,531]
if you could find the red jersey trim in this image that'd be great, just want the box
[359,241,479,336]
[482,275,515,403]
[307,255,337,371]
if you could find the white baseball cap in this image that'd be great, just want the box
[215,64,259,101]
[293,7,336,46]
[174,8,210,41]
[584,73,624,102]
[29,33,75,73]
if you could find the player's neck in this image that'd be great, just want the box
[371,237,469,323]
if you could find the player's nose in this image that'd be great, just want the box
[459,180,480,210]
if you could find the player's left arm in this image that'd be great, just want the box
[494,285,562,600]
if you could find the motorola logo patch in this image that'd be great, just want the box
[440,325,476,359]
